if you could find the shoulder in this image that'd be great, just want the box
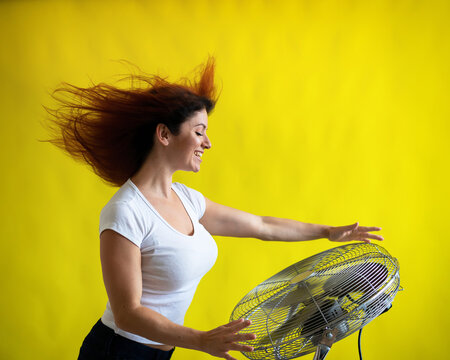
[173,182,206,219]
[101,183,141,219]
[99,181,149,247]
[101,179,147,213]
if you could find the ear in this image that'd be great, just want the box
[155,123,171,146]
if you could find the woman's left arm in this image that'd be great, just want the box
[200,198,383,243]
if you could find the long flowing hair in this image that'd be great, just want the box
[42,57,218,187]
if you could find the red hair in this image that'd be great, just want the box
[43,57,218,187]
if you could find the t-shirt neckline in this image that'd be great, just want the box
[126,179,196,238]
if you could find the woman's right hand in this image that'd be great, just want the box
[199,319,256,360]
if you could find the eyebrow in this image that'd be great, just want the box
[195,123,207,129]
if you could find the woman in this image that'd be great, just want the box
[45,58,383,360]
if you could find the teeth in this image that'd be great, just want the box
[194,151,203,158]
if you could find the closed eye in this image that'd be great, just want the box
[195,132,203,136]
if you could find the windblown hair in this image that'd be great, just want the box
[43,57,218,187]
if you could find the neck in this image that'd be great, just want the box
[130,150,175,199]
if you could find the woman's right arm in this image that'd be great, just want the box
[100,229,255,360]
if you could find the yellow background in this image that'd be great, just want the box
[1,0,449,359]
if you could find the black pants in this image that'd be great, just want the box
[78,319,175,360]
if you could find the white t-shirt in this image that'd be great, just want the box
[99,179,218,345]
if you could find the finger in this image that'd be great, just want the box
[228,342,254,352]
[224,353,237,360]
[355,232,384,241]
[341,222,358,230]
[224,319,245,328]
[366,233,384,241]
[227,332,257,343]
[358,226,382,232]
[228,319,252,332]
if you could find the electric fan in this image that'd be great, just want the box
[230,243,400,360]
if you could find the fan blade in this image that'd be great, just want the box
[261,285,310,310]
[258,299,337,346]
[323,262,388,299]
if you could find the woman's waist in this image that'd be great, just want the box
[102,306,185,347]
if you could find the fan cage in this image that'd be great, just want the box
[230,243,400,360]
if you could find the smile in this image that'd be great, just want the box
[194,151,203,160]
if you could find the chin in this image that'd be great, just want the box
[183,165,200,173]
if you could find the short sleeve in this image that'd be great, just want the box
[99,201,145,248]
[173,183,206,219]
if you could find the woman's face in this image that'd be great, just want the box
[170,108,211,172]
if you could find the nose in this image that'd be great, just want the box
[203,133,212,149]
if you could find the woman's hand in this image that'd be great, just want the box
[200,319,256,360]
[328,222,383,243]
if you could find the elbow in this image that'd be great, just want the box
[113,310,130,331]
[112,305,140,332]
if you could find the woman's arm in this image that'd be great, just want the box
[200,198,383,243]
[100,229,255,360]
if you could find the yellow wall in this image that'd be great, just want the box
[1,0,448,359]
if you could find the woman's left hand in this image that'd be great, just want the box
[328,222,383,243]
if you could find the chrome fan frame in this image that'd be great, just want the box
[230,243,400,360]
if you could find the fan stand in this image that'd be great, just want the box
[312,328,337,360]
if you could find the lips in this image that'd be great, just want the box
[194,150,203,160]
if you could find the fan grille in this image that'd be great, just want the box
[230,243,400,360]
